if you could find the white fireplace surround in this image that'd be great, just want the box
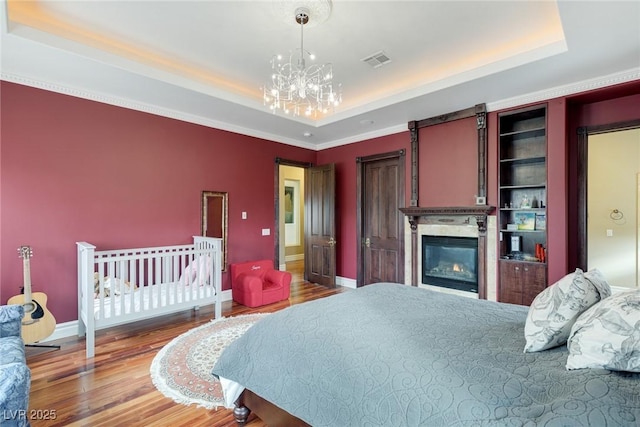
[404,216,497,301]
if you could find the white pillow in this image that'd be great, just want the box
[584,268,612,300]
[567,290,640,372]
[178,255,212,286]
[524,268,607,352]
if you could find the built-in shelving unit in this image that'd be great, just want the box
[498,105,547,305]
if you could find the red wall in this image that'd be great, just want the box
[316,133,411,279]
[418,117,479,206]
[546,98,569,284]
[3,79,639,324]
[0,82,315,322]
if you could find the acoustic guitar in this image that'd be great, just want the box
[7,246,56,344]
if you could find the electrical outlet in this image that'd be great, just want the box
[606,229,613,237]
[242,211,247,219]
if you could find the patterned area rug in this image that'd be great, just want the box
[150,313,268,409]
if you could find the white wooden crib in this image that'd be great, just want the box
[77,236,222,358]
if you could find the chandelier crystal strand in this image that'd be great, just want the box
[263,6,342,118]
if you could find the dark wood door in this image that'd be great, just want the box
[304,164,336,287]
[358,152,405,286]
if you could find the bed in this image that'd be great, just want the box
[213,282,640,426]
[77,236,222,358]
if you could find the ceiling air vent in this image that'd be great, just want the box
[361,51,391,68]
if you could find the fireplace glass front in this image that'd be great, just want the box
[422,235,478,293]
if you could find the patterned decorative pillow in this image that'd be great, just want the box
[524,268,606,352]
[584,268,612,300]
[567,290,640,372]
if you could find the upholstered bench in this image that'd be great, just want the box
[0,305,31,427]
[230,260,292,308]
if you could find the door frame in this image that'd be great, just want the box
[274,158,313,269]
[356,150,406,286]
[576,119,640,270]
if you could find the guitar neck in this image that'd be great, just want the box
[23,256,33,303]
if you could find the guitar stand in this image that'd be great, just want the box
[26,343,60,351]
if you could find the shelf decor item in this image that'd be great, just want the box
[511,235,522,252]
[516,212,535,230]
[535,213,546,230]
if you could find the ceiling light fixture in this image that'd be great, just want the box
[263,4,341,118]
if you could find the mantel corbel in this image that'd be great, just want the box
[475,215,488,233]
[407,216,419,231]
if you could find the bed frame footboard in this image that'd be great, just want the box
[234,389,310,427]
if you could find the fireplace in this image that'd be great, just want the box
[422,235,478,293]
[401,206,496,300]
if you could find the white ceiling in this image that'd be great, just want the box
[1,1,639,150]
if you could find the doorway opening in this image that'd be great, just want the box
[578,120,640,288]
[274,158,312,278]
[585,127,640,287]
[279,164,306,271]
[274,159,337,287]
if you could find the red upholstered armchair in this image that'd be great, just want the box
[230,260,292,308]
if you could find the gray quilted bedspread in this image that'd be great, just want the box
[212,283,640,426]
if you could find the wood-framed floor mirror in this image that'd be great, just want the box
[201,190,228,271]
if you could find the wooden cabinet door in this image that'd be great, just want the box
[499,260,546,305]
[522,263,546,306]
[499,260,523,304]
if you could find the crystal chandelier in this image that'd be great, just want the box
[263,6,342,118]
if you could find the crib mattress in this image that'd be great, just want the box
[92,283,216,319]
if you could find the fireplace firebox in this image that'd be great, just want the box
[422,235,478,293]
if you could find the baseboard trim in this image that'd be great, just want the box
[284,254,305,262]
[40,289,234,343]
[41,320,78,343]
[337,276,357,289]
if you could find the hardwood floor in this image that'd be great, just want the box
[25,261,344,427]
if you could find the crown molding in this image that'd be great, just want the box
[314,123,408,151]
[486,68,640,112]
[0,72,317,150]
[3,68,639,151]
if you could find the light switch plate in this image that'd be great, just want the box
[262,228,270,236]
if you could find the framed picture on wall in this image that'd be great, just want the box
[284,179,301,247]
[284,185,295,224]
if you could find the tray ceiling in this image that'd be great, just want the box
[1,1,639,149]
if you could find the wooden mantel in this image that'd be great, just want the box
[400,206,494,230]
[400,205,495,299]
